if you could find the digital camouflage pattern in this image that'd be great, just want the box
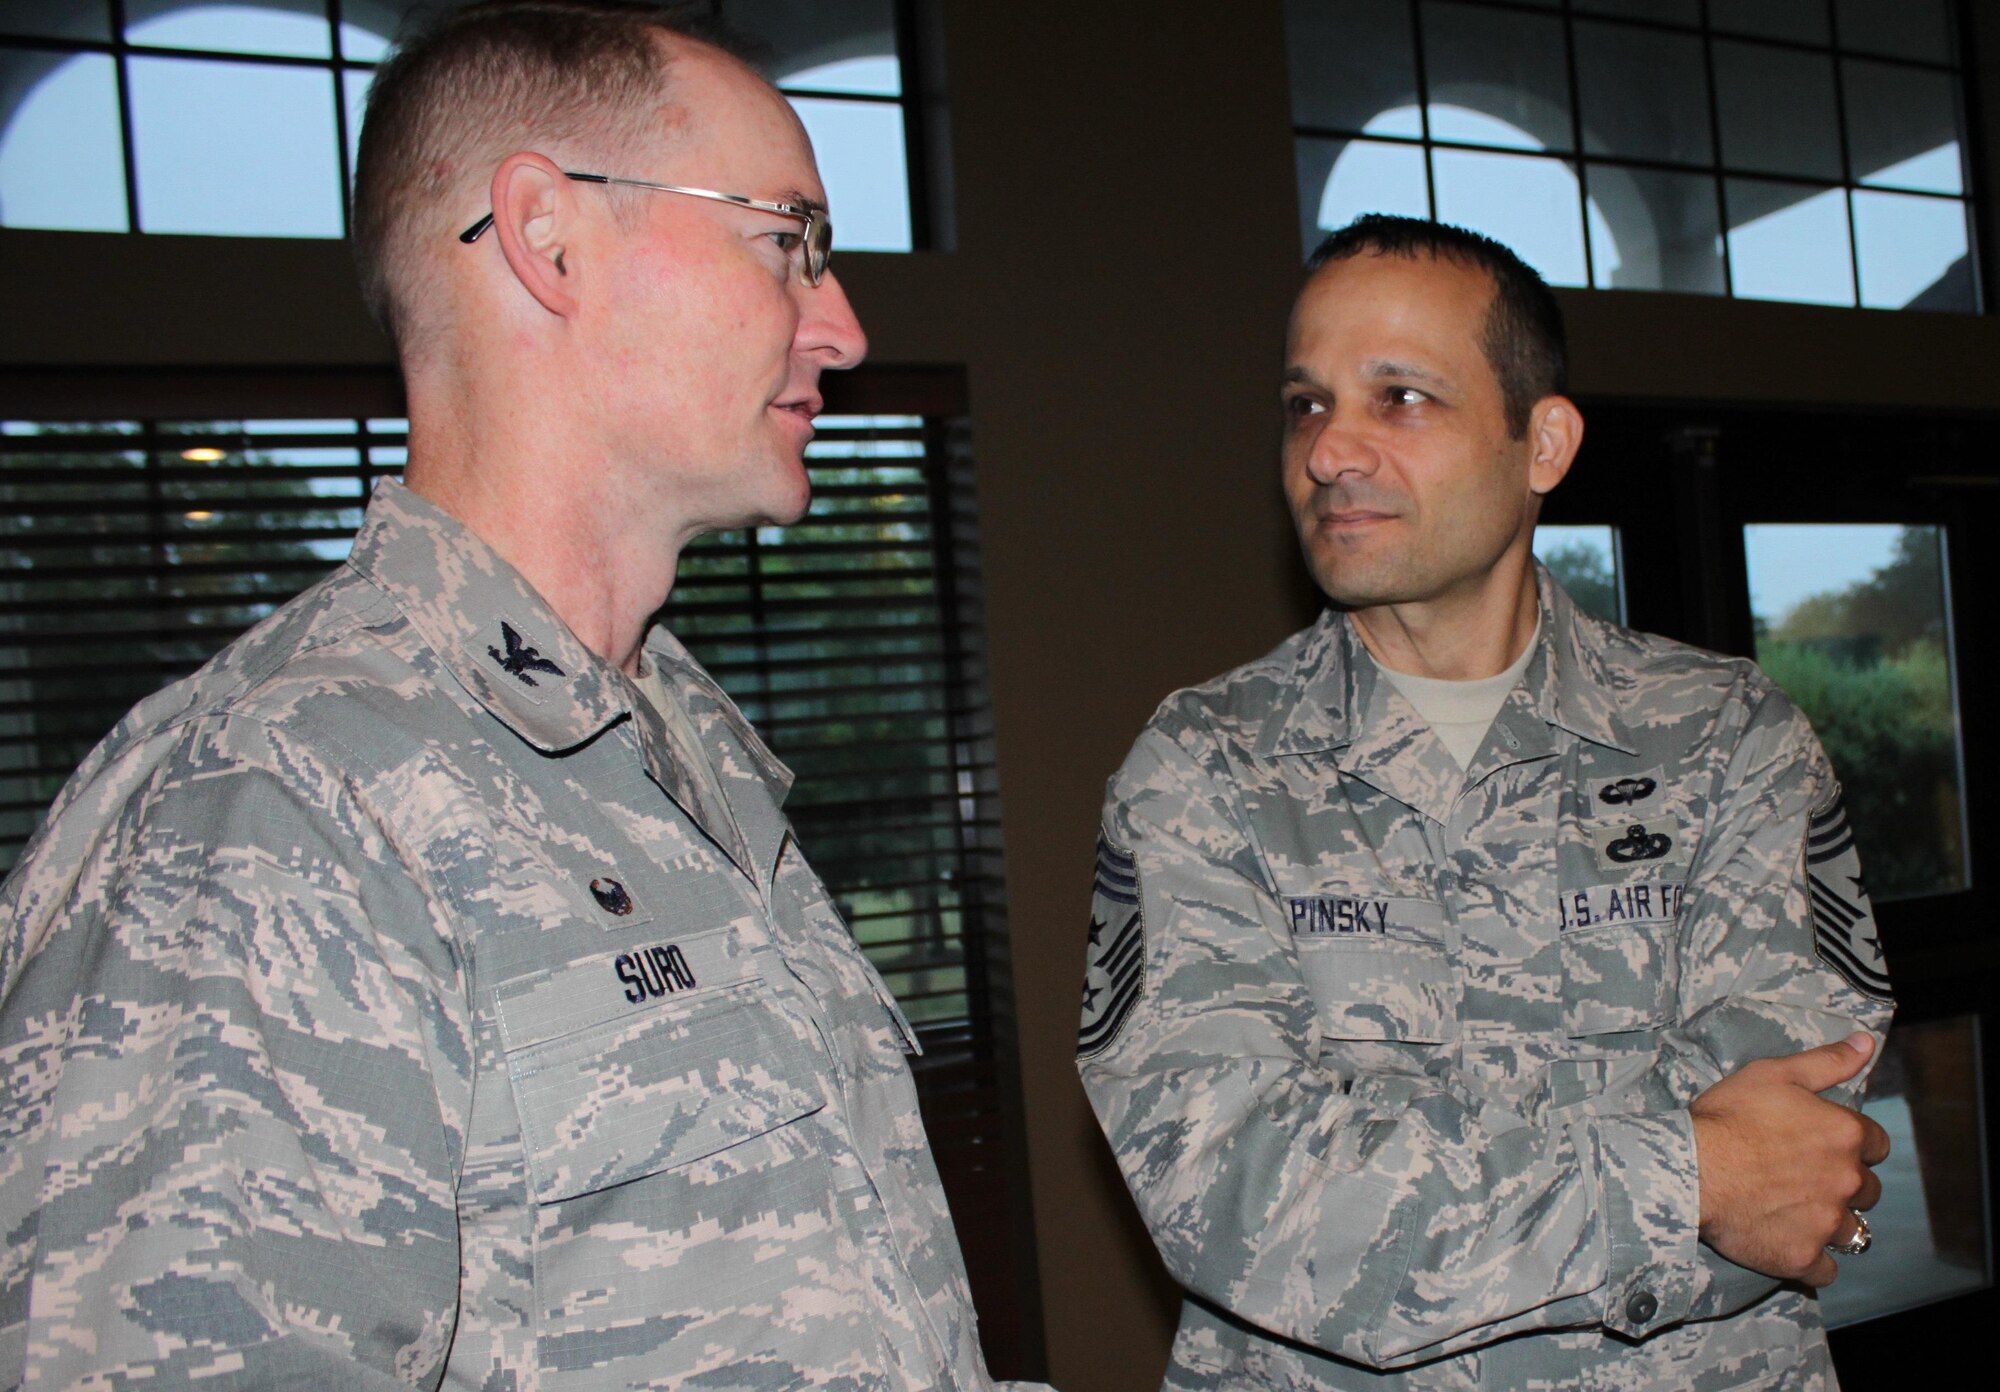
[1079,573,1892,1391]
[0,481,1037,1391]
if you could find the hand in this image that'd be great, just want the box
[1690,1033,1890,1286]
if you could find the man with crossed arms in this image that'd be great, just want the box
[1080,215,1892,1391]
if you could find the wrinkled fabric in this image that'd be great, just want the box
[1,480,1031,1392]
[1080,573,1893,1391]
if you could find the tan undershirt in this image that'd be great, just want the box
[1375,614,1542,771]
[633,655,730,826]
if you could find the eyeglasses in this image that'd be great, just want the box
[458,170,832,287]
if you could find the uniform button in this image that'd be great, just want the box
[1626,1290,1659,1324]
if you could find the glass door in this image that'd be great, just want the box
[1544,405,1999,1380]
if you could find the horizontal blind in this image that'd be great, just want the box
[0,412,1003,1033]
[660,414,1003,1028]
[1,400,1034,1367]
[0,416,405,862]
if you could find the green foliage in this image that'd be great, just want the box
[1758,529,1962,900]
[1539,539,1621,625]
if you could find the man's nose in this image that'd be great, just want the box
[1304,410,1378,485]
[797,270,868,368]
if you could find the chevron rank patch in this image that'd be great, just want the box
[1080,833,1145,1058]
[1807,788,1891,1001]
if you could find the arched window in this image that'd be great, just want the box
[1,0,922,249]
[1285,0,1975,311]
[1314,104,1616,289]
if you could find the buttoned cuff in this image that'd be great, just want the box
[1584,1110,1702,1338]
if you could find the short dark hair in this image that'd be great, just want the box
[352,1,753,348]
[1305,214,1568,439]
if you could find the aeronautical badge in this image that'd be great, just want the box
[1807,787,1891,1000]
[1593,818,1679,868]
[1079,834,1145,1059]
[1595,775,1658,807]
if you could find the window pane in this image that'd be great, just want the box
[1835,0,1955,65]
[1845,60,1962,195]
[0,50,129,231]
[1574,0,1699,23]
[731,0,898,95]
[1820,1016,1990,1326]
[337,0,429,60]
[1299,135,1429,255]
[1589,165,1724,294]
[1420,1,1571,153]
[1576,20,1711,165]
[1725,179,1854,305]
[1746,523,1966,899]
[779,54,899,97]
[1534,525,1624,625]
[129,55,342,237]
[343,66,370,183]
[1852,190,1971,312]
[1708,0,1829,44]
[1713,41,1842,179]
[788,94,909,252]
[1433,148,1587,286]
[0,1,111,40]
[125,0,332,59]
[1285,0,1419,134]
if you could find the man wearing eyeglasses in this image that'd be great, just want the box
[0,4,1036,1389]
[1078,216,1893,1390]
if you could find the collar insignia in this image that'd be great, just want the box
[488,621,566,687]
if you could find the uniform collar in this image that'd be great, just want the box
[1260,564,1638,767]
[641,626,797,888]
[346,478,629,754]
[348,481,799,884]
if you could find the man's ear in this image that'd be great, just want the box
[1526,394,1584,497]
[488,152,579,317]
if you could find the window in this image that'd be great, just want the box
[1285,0,1977,310]
[0,407,1001,1024]
[0,386,1033,1362]
[1534,522,1624,624]
[0,0,927,249]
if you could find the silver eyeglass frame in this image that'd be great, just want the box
[458,170,830,287]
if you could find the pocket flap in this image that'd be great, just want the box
[1299,938,1456,1043]
[1561,918,1679,1037]
[497,932,825,1204]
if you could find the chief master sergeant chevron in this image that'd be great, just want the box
[0,3,1045,1388]
[1078,214,1894,1392]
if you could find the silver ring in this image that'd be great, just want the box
[1827,1211,1872,1256]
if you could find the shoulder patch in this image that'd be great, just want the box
[1807,788,1891,1001]
[1080,834,1145,1058]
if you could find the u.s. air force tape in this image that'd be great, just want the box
[1080,834,1145,1058]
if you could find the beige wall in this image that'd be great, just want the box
[4,5,2000,1388]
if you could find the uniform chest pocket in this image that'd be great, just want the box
[496,929,826,1204]
[1290,896,1456,1044]
[1559,888,1682,1037]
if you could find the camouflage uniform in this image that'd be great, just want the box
[0,481,1033,1391]
[1079,574,1892,1391]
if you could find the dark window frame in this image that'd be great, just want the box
[1285,0,1984,311]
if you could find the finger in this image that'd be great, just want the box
[1769,1034,1874,1093]
[1852,1169,1882,1212]
[1859,1115,1891,1166]
[1802,1252,1838,1288]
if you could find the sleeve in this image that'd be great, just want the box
[0,719,471,1389]
[1627,686,1895,1320]
[1076,715,1694,1369]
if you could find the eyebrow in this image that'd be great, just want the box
[1362,358,1448,386]
[1281,361,1451,390]
[781,189,827,216]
